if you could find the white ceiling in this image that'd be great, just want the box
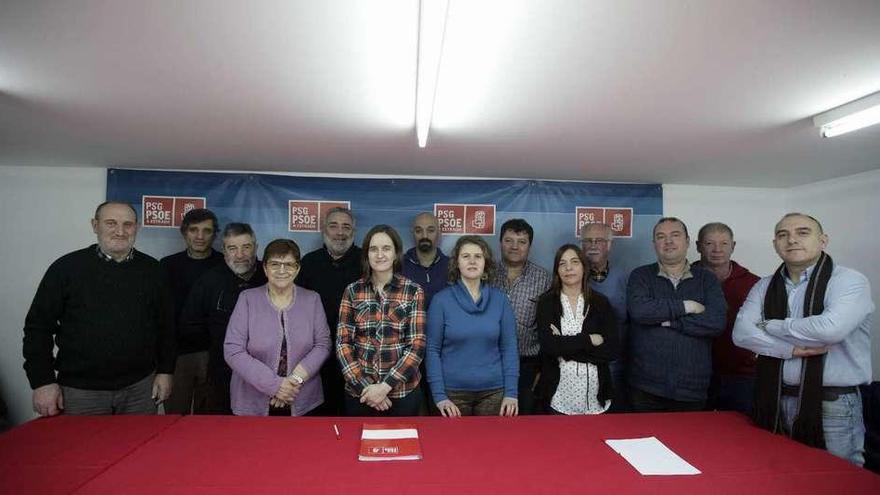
[1,0,879,187]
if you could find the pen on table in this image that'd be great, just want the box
[333,424,340,440]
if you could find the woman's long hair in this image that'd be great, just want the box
[360,224,403,280]
[546,244,591,315]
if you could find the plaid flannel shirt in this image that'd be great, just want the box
[493,260,552,357]
[336,274,426,399]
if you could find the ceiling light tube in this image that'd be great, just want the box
[415,0,450,148]
[813,91,880,138]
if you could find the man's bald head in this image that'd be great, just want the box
[412,212,440,254]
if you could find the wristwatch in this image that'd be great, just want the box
[289,374,304,385]
[756,319,769,331]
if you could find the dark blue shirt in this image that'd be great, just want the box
[626,263,726,402]
[401,247,450,309]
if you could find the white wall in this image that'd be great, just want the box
[663,184,788,277]
[665,176,880,382]
[1,165,877,426]
[786,169,880,384]
[0,166,106,426]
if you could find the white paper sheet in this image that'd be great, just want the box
[605,436,701,475]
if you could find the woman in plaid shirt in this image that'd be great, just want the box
[336,225,426,416]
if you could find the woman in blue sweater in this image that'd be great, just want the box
[426,235,519,417]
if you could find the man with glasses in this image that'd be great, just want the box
[178,223,266,414]
[160,208,225,414]
[626,217,726,412]
[296,207,363,415]
[580,223,630,411]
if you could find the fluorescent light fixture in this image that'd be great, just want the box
[813,91,880,138]
[415,0,450,148]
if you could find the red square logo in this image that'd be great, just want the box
[318,201,351,231]
[604,208,633,237]
[173,197,206,227]
[435,204,466,234]
[575,207,606,236]
[142,196,175,227]
[289,201,320,232]
[464,205,495,235]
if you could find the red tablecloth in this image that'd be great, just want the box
[1,412,878,494]
[0,414,181,494]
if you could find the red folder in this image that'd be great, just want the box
[358,423,422,461]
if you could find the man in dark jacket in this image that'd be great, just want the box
[160,208,224,414]
[626,217,726,412]
[178,222,266,414]
[296,207,362,415]
[23,201,175,416]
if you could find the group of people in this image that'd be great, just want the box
[21,201,873,467]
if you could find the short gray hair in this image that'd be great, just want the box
[580,222,612,239]
[94,201,137,222]
[222,222,255,241]
[323,207,355,230]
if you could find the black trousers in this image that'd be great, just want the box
[629,387,705,413]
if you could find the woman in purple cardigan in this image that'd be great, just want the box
[224,239,331,416]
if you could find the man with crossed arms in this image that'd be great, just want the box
[734,212,873,466]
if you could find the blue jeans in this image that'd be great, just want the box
[780,391,865,466]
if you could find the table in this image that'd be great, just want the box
[1,412,878,494]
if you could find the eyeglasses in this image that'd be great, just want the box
[582,238,609,246]
[266,261,298,272]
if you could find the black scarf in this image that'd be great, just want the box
[752,252,833,449]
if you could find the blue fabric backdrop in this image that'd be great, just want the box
[107,168,663,274]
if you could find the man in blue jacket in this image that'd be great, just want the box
[627,217,726,412]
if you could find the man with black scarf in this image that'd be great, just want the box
[734,212,874,466]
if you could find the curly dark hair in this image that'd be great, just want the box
[448,235,496,283]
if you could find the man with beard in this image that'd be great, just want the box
[24,201,175,416]
[296,207,363,415]
[402,212,449,308]
[160,208,224,414]
[580,222,630,411]
[402,212,449,413]
[178,223,266,414]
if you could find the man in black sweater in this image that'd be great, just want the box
[296,207,362,415]
[23,201,176,416]
[160,208,224,414]
[178,222,266,414]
